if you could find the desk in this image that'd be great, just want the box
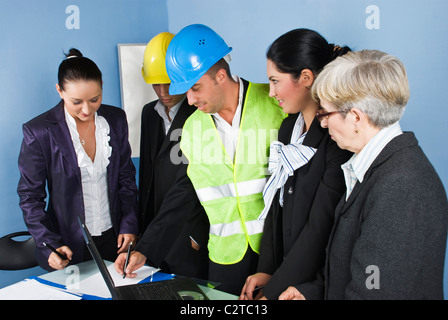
[38,260,237,300]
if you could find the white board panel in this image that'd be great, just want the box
[118,43,157,157]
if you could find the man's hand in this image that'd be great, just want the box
[239,272,271,300]
[114,250,147,278]
[278,286,306,300]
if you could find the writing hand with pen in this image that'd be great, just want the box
[114,249,147,279]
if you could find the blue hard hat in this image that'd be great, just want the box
[166,24,232,95]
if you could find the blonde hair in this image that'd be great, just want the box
[312,50,410,128]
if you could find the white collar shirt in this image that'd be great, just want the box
[154,97,185,135]
[341,121,403,201]
[211,75,243,162]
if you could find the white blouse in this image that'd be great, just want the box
[64,108,113,236]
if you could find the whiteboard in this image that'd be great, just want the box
[118,43,157,157]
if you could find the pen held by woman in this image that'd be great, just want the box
[43,242,72,270]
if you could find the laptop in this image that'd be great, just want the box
[78,216,209,300]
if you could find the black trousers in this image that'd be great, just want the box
[208,247,259,296]
[83,228,118,262]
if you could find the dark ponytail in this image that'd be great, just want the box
[57,48,102,90]
[266,29,351,79]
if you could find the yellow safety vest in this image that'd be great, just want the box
[180,82,287,264]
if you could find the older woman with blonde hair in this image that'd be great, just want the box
[279,50,448,300]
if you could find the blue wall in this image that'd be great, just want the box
[166,0,448,194]
[0,0,168,289]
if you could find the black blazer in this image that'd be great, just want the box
[139,99,194,228]
[137,99,209,278]
[298,132,448,300]
[257,113,352,299]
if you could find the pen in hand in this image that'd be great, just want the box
[43,242,70,262]
[123,241,133,279]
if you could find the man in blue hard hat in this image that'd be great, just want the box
[115,24,286,295]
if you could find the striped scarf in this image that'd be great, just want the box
[258,113,317,220]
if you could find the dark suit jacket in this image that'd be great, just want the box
[257,114,352,299]
[137,99,209,278]
[139,99,195,229]
[297,132,448,299]
[17,101,139,271]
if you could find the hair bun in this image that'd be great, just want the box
[329,43,350,60]
[65,48,83,59]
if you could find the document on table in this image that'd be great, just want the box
[70,264,160,299]
[0,278,81,300]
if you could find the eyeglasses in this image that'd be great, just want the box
[316,110,346,122]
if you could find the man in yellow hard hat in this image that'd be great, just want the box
[136,32,209,279]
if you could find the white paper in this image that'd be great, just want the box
[0,278,81,300]
[72,264,160,299]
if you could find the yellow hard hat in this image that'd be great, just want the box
[142,32,175,84]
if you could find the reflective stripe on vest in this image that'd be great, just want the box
[209,218,265,237]
[195,177,267,203]
[181,81,287,264]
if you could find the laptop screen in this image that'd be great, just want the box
[78,216,119,300]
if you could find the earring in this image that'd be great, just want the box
[306,85,311,90]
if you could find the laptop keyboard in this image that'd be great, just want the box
[133,282,179,300]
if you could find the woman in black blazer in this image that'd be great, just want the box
[280,50,448,300]
[240,29,352,300]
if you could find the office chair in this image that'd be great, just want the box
[0,231,38,270]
